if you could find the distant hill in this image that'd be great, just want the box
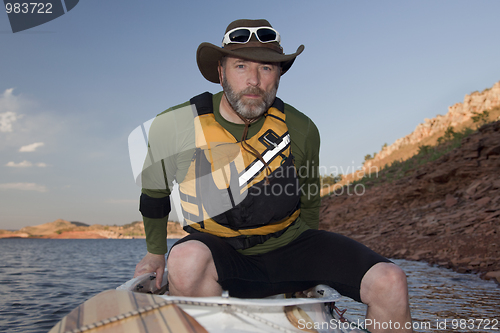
[0,219,187,239]
[19,219,75,236]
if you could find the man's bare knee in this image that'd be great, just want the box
[168,241,214,277]
[360,262,409,306]
[168,241,212,265]
[167,240,219,296]
[360,263,412,332]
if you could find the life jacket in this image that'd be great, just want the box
[179,92,301,250]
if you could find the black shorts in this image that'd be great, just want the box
[170,229,390,302]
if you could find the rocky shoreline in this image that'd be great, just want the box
[319,121,500,285]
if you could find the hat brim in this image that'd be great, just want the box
[197,42,305,83]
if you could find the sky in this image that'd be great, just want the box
[1,0,499,230]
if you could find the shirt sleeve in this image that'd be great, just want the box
[140,101,195,254]
[298,120,321,229]
[285,104,321,230]
[142,188,170,254]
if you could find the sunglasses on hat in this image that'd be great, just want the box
[222,26,281,47]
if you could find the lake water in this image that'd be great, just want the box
[0,238,498,333]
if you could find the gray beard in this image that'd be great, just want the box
[222,76,279,120]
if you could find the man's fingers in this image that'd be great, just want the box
[156,267,164,289]
[133,253,166,288]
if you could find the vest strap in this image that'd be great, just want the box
[184,218,297,250]
[190,92,214,116]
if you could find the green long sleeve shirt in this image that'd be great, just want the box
[142,91,321,255]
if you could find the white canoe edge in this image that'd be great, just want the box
[117,270,342,306]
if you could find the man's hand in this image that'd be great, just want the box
[134,252,166,290]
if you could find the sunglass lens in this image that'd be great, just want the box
[229,29,251,43]
[256,28,277,42]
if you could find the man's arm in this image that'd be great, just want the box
[285,103,321,230]
[134,189,170,289]
[132,107,176,288]
[132,101,195,288]
[141,189,171,254]
[297,119,321,230]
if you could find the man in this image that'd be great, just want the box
[134,19,412,332]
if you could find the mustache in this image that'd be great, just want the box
[239,86,266,97]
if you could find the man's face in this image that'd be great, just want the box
[220,57,280,120]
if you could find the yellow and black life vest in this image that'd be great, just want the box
[179,92,301,250]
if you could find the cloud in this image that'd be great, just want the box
[0,182,47,192]
[5,160,47,168]
[0,111,17,132]
[0,89,21,132]
[6,160,33,167]
[19,142,44,152]
[0,89,58,153]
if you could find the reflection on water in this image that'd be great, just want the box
[335,259,500,332]
[0,239,498,333]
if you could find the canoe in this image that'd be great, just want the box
[49,269,366,333]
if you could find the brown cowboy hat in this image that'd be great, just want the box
[197,19,305,83]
